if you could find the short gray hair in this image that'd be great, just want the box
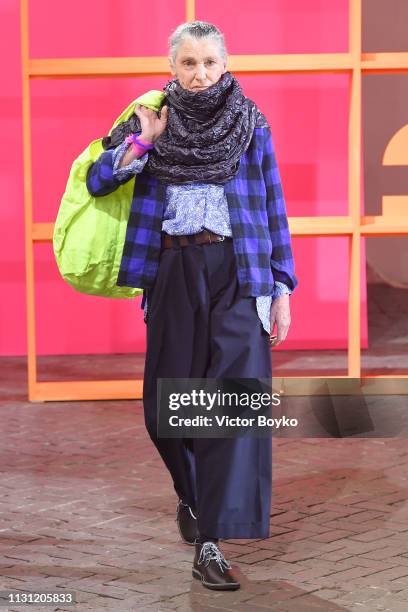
[168,21,227,64]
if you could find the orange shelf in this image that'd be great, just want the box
[29,53,355,78]
[21,0,408,400]
[31,380,144,402]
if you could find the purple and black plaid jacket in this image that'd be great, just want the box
[86,125,298,297]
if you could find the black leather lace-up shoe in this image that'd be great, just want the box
[176,500,199,545]
[192,541,241,590]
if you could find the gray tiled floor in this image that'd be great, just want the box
[1,282,408,611]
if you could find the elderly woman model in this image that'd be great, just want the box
[87,21,297,591]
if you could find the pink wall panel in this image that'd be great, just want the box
[2,0,26,357]
[196,0,349,54]
[29,0,185,58]
[34,244,145,355]
[235,74,349,217]
[1,0,367,356]
[290,236,368,350]
[30,76,172,223]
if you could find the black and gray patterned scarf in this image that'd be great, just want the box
[102,71,266,184]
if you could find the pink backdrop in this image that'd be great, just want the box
[1,0,367,355]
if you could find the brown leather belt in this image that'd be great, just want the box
[161,229,232,249]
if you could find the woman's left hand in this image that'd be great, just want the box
[269,294,291,347]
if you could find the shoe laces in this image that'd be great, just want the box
[198,542,231,573]
[178,499,197,520]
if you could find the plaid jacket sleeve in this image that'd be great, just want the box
[87,139,149,197]
[262,127,298,292]
[112,141,148,182]
[86,149,124,197]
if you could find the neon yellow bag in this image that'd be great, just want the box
[53,90,166,298]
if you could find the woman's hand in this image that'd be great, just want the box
[134,103,168,144]
[269,294,291,347]
[119,104,169,167]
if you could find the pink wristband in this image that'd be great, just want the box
[134,135,155,149]
[130,142,146,158]
[125,133,154,154]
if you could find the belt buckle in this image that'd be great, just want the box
[204,230,225,244]
[203,229,212,244]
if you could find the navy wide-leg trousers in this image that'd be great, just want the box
[142,239,272,539]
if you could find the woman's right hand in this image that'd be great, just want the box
[134,103,168,144]
[118,103,168,168]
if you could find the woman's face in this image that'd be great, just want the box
[169,36,227,92]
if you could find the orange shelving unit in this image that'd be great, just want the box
[20,0,408,401]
